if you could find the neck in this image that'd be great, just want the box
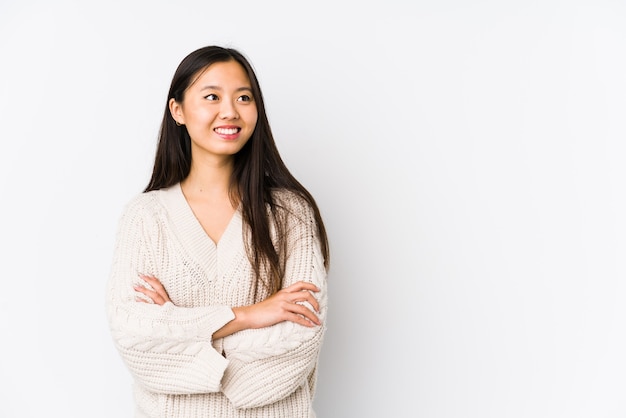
[182,156,235,201]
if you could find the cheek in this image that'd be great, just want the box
[247,109,258,128]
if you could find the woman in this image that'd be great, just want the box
[106,45,330,418]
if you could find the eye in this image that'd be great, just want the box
[237,94,253,102]
[204,93,219,101]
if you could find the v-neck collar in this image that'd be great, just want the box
[159,183,243,275]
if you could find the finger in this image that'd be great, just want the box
[134,284,156,299]
[288,311,319,327]
[138,275,171,303]
[140,274,165,291]
[288,302,321,326]
[285,280,319,293]
[292,292,320,313]
[134,285,164,305]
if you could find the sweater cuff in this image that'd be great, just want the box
[201,346,230,392]
[206,306,236,339]
[204,308,235,391]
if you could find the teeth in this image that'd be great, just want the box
[215,128,239,135]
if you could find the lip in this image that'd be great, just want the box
[214,125,241,140]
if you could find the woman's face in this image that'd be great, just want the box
[170,60,258,162]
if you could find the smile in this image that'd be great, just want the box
[214,127,241,135]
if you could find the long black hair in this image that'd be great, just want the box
[144,45,329,294]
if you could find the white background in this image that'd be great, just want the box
[1,0,625,417]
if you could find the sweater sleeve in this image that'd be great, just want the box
[105,195,235,395]
[220,194,328,409]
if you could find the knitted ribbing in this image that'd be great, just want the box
[106,184,327,418]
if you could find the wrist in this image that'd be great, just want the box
[230,306,248,332]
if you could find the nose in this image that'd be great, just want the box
[219,100,239,120]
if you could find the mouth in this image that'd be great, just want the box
[214,127,241,135]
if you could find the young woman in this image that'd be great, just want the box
[106,45,330,418]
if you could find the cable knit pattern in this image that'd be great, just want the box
[106,183,327,418]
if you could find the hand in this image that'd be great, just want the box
[237,281,321,329]
[134,274,172,305]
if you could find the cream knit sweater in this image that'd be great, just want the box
[106,183,327,418]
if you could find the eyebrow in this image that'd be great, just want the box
[199,85,253,92]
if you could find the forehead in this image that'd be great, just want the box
[190,60,252,89]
